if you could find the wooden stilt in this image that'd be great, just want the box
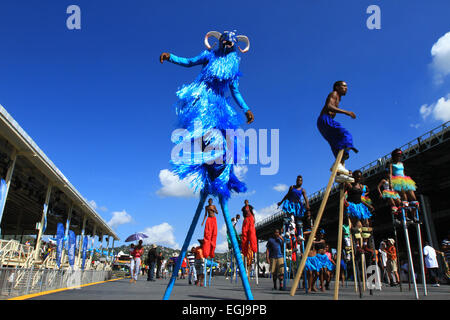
[290,149,344,296]
[360,236,366,291]
[348,218,358,293]
[333,185,345,300]
[390,213,403,292]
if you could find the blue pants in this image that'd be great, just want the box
[317,113,354,158]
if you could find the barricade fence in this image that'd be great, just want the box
[0,267,112,299]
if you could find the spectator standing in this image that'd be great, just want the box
[386,239,400,286]
[378,241,390,285]
[195,240,205,286]
[181,256,187,279]
[147,244,158,282]
[266,229,285,290]
[156,251,164,278]
[187,247,197,285]
[131,240,144,283]
[423,242,443,287]
[129,243,136,283]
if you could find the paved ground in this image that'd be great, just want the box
[29,275,450,300]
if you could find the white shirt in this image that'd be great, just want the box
[423,245,438,268]
[379,249,387,267]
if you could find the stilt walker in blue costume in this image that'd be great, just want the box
[278,175,310,291]
[317,81,358,183]
[160,30,255,300]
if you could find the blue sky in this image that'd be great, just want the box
[0,1,449,251]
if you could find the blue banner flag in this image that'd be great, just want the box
[56,223,65,268]
[0,179,7,217]
[68,230,76,268]
[81,235,88,270]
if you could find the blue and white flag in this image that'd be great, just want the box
[0,179,7,216]
[81,235,88,270]
[68,230,76,268]
[56,223,65,268]
[42,203,48,233]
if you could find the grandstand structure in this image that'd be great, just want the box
[0,104,119,298]
[255,121,450,273]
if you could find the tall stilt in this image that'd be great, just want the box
[299,225,308,294]
[348,218,358,293]
[290,149,344,296]
[255,251,259,285]
[401,207,419,300]
[370,229,382,293]
[413,207,427,296]
[360,237,366,291]
[162,192,207,300]
[333,185,345,300]
[282,224,288,290]
[204,258,207,287]
[230,248,234,283]
[219,196,254,300]
[390,213,403,292]
[208,258,213,287]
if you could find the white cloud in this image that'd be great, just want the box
[156,169,197,198]
[88,200,108,212]
[232,189,256,198]
[234,165,248,181]
[89,200,97,209]
[253,203,280,224]
[215,240,229,253]
[142,222,179,249]
[431,31,450,84]
[273,184,288,192]
[107,210,132,228]
[420,95,450,122]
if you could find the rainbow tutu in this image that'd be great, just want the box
[391,175,416,192]
[382,190,400,200]
[361,196,372,206]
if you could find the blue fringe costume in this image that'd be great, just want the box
[317,113,355,159]
[316,253,335,271]
[168,47,250,199]
[346,202,372,220]
[162,31,255,300]
[280,187,306,218]
[305,255,321,272]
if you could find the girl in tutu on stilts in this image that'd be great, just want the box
[377,170,402,218]
[344,170,374,253]
[389,149,419,223]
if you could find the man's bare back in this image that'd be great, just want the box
[320,91,341,118]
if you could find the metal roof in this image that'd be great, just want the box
[0,105,119,240]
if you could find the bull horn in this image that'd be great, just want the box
[204,31,222,50]
[236,35,250,53]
